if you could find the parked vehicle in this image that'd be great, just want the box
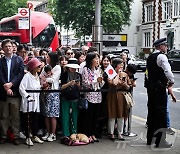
[167,49,180,71]
[128,55,146,71]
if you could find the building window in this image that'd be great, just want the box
[172,0,180,17]
[145,4,153,22]
[144,32,151,47]
[163,1,172,20]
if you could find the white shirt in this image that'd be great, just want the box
[19,72,41,112]
[45,65,61,89]
[79,61,86,74]
[154,50,174,83]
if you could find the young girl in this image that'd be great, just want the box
[40,65,53,90]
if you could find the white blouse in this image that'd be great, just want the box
[19,72,41,113]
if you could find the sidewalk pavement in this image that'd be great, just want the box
[0,116,180,154]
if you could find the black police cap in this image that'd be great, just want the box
[153,38,167,47]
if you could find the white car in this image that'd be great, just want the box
[128,56,146,71]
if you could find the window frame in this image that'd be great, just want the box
[144,2,154,23]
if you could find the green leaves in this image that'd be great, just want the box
[49,0,133,37]
[0,0,27,20]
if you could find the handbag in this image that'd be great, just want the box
[78,97,88,109]
[124,92,134,108]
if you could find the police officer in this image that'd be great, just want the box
[146,38,174,148]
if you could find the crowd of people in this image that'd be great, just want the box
[0,37,176,149]
[0,39,137,146]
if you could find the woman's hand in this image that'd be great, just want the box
[68,80,76,86]
[120,80,130,90]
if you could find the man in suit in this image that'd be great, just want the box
[146,38,174,148]
[0,39,24,145]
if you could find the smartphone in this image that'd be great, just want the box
[122,77,126,81]
[75,79,80,82]
[133,78,138,80]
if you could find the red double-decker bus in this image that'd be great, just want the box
[0,11,59,51]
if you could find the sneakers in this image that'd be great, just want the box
[19,132,26,139]
[166,128,175,135]
[42,133,49,141]
[32,136,44,144]
[47,134,56,142]
[25,138,33,146]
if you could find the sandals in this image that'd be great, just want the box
[118,135,125,141]
[109,134,115,141]
[92,136,99,142]
[89,136,94,143]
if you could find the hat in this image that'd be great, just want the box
[65,58,80,69]
[27,58,41,71]
[153,38,167,47]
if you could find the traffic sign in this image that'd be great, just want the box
[18,17,29,29]
[27,2,33,9]
[18,8,29,17]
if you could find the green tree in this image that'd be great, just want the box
[0,0,27,20]
[49,0,133,37]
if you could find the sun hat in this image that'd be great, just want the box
[65,58,80,69]
[27,58,41,71]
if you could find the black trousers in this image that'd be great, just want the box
[78,102,100,137]
[22,112,39,138]
[146,83,167,146]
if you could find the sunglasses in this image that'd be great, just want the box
[67,52,73,55]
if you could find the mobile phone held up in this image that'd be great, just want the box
[133,78,138,81]
[122,77,126,81]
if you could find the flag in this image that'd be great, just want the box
[105,64,117,79]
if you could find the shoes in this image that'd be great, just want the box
[25,138,33,146]
[0,138,6,144]
[19,132,26,139]
[118,135,125,141]
[32,136,44,144]
[92,136,99,142]
[42,133,49,141]
[122,132,130,136]
[47,133,56,142]
[156,140,172,148]
[118,137,125,141]
[109,134,115,141]
[166,128,175,135]
[13,138,20,145]
[89,137,94,143]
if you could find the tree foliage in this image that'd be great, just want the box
[49,0,133,37]
[0,0,27,20]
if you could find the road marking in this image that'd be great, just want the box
[173,88,180,93]
[139,92,147,95]
[139,92,180,102]
[132,115,180,133]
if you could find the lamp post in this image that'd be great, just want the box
[92,0,103,55]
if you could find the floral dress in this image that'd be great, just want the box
[41,65,61,117]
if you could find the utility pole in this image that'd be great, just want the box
[92,0,103,55]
